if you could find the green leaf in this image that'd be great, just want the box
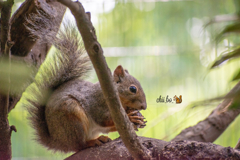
[229,100,240,109]
[232,69,240,81]
[210,47,240,69]
[216,22,240,42]
[229,94,240,109]
[234,0,240,16]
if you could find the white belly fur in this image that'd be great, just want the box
[86,116,112,140]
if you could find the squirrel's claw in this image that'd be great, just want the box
[86,135,111,148]
[127,110,139,116]
[97,135,112,143]
[129,115,144,120]
[126,109,147,130]
[130,119,145,125]
[86,139,103,147]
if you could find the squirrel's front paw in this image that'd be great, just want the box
[127,109,147,131]
[86,135,112,148]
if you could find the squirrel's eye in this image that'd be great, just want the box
[129,86,137,94]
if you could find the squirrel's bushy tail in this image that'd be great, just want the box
[22,17,91,150]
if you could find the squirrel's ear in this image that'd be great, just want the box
[124,69,129,74]
[114,65,125,83]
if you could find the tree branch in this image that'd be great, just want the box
[172,81,240,142]
[235,139,240,149]
[56,0,150,159]
[65,137,240,160]
[10,0,65,57]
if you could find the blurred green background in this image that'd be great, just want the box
[8,0,240,159]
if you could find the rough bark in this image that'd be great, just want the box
[172,81,240,142]
[10,0,65,57]
[0,117,12,160]
[10,0,66,65]
[57,0,150,159]
[65,137,240,160]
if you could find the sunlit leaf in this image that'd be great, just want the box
[210,47,240,69]
[0,58,36,95]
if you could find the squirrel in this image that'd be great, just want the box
[22,23,147,153]
[174,95,182,104]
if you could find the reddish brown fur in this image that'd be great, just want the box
[63,98,89,136]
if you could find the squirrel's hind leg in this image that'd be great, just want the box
[45,97,89,152]
[86,135,112,147]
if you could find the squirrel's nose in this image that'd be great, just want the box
[141,103,147,110]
